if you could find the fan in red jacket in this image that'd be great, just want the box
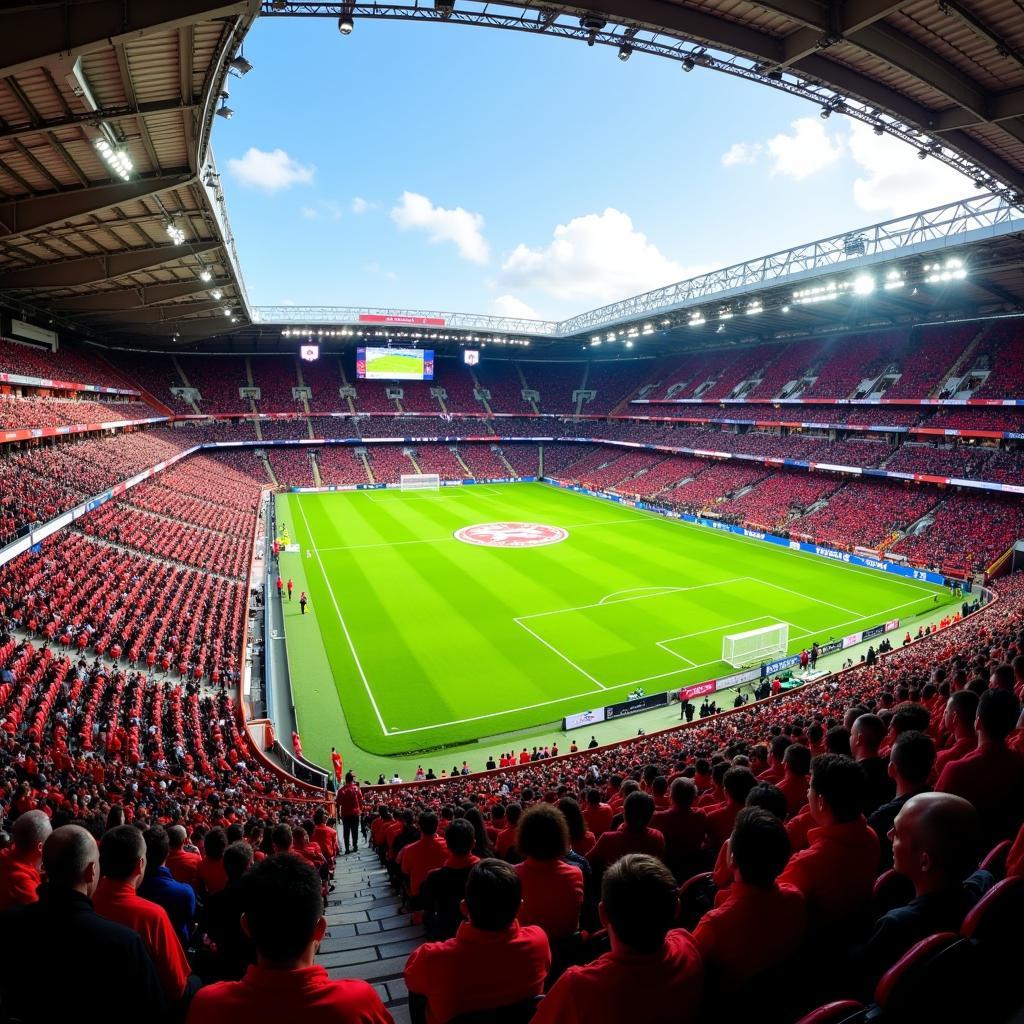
[533,854,703,1024]
[0,810,51,910]
[188,854,393,1024]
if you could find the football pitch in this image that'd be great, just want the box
[278,482,954,757]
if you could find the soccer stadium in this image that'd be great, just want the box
[1,2,1024,1022]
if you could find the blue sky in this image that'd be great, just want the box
[215,15,972,322]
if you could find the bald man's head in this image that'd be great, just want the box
[167,825,187,850]
[12,811,52,864]
[43,825,99,894]
[891,792,979,894]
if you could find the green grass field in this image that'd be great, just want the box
[278,483,955,759]
[364,352,424,376]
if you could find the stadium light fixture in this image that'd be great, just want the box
[618,44,632,61]
[852,273,875,296]
[229,52,253,76]
[781,305,790,313]
[199,269,212,283]
[94,136,133,180]
[580,14,606,46]
[820,107,831,120]
[211,289,223,300]
[682,57,695,72]
[338,13,354,34]
[884,270,905,291]
[625,340,634,348]
[166,222,186,245]
[216,101,234,119]
[688,313,705,326]
[873,124,885,136]
[223,308,232,317]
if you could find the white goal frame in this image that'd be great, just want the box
[401,473,440,492]
[722,622,789,668]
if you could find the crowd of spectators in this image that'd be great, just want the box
[789,480,939,551]
[315,447,373,487]
[0,338,130,390]
[266,450,315,489]
[884,442,996,479]
[715,472,840,529]
[891,494,1024,573]
[881,324,977,399]
[971,322,1024,399]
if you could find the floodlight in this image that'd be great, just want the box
[917,149,928,160]
[682,57,695,71]
[338,14,354,34]
[223,308,232,317]
[211,289,223,300]
[216,102,234,119]
[580,14,606,46]
[820,107,830,120]
[229,55,253,76]
[618,44,632,61]
[873,124,885,135]
[199,269,212,282]
[625,340,633,348]
[852,273,875,296]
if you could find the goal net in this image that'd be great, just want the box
[722,622,789,668]
[401,473,440,492]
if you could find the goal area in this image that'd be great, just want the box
[401,473,440,492]
[722,622,789,668]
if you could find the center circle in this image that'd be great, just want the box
[454,522,569,548]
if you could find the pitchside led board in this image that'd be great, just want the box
[356,346,435,381]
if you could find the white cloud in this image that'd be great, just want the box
[493,294,542,320]
[500,208,696,304]
[722,142,762,167]
[226,147,314,192]
[720,117,843,180]
[300,206,318,220]
[847,120,972,217]
[351,196,375,214]
[390,191,489,264]
[765,117,844,180]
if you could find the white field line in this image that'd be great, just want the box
[299,485,948,737]
[742,575,861,617]
[315,517,656,553]
[364,486,506,502]
[513,619,608,691]
[382,584,935,736]
[295,495,391,735]
[518,578,746,621]
[550,485,939,598]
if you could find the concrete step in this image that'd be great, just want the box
[317,849,422,1021]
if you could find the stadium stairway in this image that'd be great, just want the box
[319,847,417,1023]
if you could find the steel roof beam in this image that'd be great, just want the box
[0,1,256,80]
[766,0,910,68]
[45,277,232,311]
[0,97,203,147]
[78,298,224,323]
[0,171,194,239]
[0,240,219,289]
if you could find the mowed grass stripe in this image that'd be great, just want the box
[280,483,955,757]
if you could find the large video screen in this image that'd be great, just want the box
[356,347,434,381]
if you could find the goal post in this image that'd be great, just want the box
[400,473,440,492]
[722,622,789,668]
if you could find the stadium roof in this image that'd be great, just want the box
[1,1,1024,350]
[0,1,259,340]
